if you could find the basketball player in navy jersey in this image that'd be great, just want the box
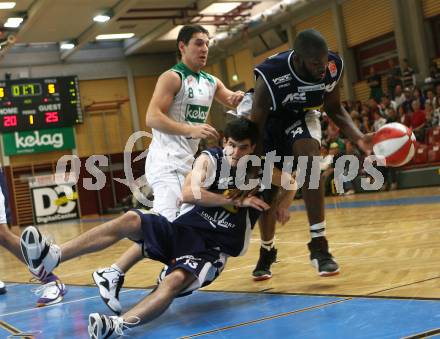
[19,118,296,338]
[251,29,373,279]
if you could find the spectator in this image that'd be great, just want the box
[425,59,440,86]
[367,66,383,103]
[401,87,413,113]
[385,59,402,99]
[321,142,342,196]
[426,88,435,106]
[399,104,411,126]
[433,83,440,110]
[425,101,436,128]
[372,110,387,132]
[385,108,399,123]
[410,99,426,141]
[379,94,397,117]
[412,87,425,109]
[325,119,345,152]
[432,99,440,127]
[319,142,332,172]
[361,114,372,134]
[350,109,360,121]
[394,84,406,107]
[361,102,371,118]
[345,139,362,160]
[401,58,416,89]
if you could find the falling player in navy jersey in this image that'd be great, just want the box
[250,29,373,279]
[19,118,296,339]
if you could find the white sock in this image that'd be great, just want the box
[310,221,326,238]
[111,264,125,275]
[261,238,275,251]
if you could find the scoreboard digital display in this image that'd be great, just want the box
[0,76,82,132]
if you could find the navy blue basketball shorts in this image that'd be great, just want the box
[264,110,322,170]
[131,209,228,296]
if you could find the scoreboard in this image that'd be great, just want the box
[0,76,82,132]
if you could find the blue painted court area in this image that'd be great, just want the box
[0,284,439,338]
[290,194,440,211]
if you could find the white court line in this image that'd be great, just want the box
[2,283,20,288]
[0,288,140,317]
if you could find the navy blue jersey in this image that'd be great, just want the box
[173,147,261,257]
[254,49,343,124]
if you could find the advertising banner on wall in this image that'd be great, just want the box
[29,174,80,224]
[2,127,75,155]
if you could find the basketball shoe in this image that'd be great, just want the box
[33,273,67,306]
[20,226,61,280]
[88,313,139,339]
[252,247,277,281]
[0,280,6,294]
[88,313,125,339]
[92,267,124,314]
[308,237,339,277]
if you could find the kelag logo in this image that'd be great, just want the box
[15,130,64,149]
[2,127,75,155]
[185,104,208,123]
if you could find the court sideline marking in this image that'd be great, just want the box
[0,289,137,318]
[179,297,352,338]
[0,320,35,339]
[181,274,440,338]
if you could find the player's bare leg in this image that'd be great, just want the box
[293,138,339,276]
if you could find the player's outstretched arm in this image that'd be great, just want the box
[214,77,244,108]
[323,83,373,154]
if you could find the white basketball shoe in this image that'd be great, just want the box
[20,226,61,280]
[92,267,124,314]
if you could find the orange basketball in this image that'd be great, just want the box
[372,122,416,167]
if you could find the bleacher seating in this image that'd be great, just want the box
[426,126,440,145]
[428,143,440,163]
[413,143,429,164]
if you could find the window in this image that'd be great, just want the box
[354,32,398,80]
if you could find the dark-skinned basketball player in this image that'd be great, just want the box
[250,29,373,279]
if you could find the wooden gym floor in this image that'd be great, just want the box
[0,186,439,338]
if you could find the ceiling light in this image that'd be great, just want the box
[93,14,111,23]
[214,31,228,41]
[96,33,135,40]
[60,42,75,50]
[0,2,15,9]
[4,16,23,28]
[200,2,241,15]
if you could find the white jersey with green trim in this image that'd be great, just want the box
[146,63,217,182]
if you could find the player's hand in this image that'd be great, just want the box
[357,133,374,155]
[275,207,290,225]
[225,185,259,201]
[188,124,219,139]
[228,90,245,107]
[234,195,270,211]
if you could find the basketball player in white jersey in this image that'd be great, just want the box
[0,183,66,305]
[92,25,245,314]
